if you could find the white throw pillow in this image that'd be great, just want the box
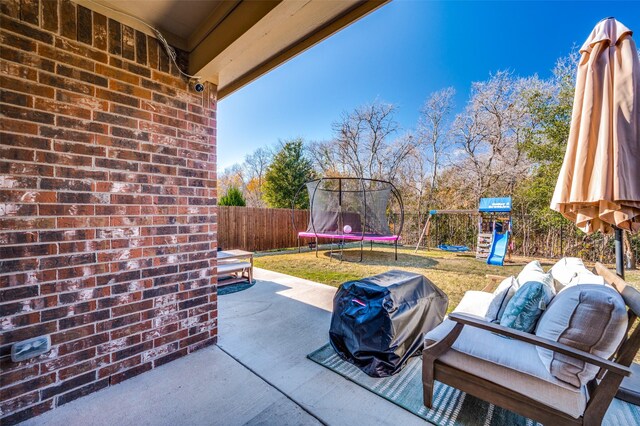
[562,271,606,290]
[517,260,555,303]
[535,284,627,388]
[549,257,590,292]
[518,260,544,279]
[485,276,518,322]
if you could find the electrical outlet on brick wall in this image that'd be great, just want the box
[11,336,52,362]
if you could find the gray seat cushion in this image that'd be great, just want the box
[425,317,587,419]
[217,262,251,274]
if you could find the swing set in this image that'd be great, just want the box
[414,197,513,266]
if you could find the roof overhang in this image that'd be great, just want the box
[76,0,389,99]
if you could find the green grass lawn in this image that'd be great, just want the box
[254,244,640,313]
[255,244,640,363]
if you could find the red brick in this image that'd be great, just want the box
[0,0,20,18]
[56,63,108,87]
[0,29,37,51]
[0,119,38,135]
[0,321,56,345]
[51,324,95,345]
[38,229,96,242]
[1,400,55,425]
[58,309,110,330]
[92,12,107,50]
[20,0,40,26]
[0,373,56,404]
[121,25,135,60]
[58,355,110,380]
[59,0,76,40]
[35,151,92,167]
[39,72,94,96]
[40,371,96,399]
[77,5,92,45]
[42,0,59,32]
[93,111,138,128]
[0,217,55,231]
[57,378,109,406]
[58,330,109,356]
[0,4,218,421]
[53,140,105,157]
[107,17,121,55]
[40,301,97,322]
[0,46,55,73]
[56,90,108,111]
[1,15,53,43]
[39,252,97,270]
[135,30,147,65]
[95,87,139,107]
[37,43,93,71]
[1,104,55,124]
[39,177,92,191]
[41,349,97,374]
[0,365,40,389]
[108,79,151,99]
[1,90,33,108]
[0,243,56,259]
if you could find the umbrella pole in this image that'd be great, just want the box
[614,226,625,279]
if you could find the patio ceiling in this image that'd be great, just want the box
[77,0,389,99]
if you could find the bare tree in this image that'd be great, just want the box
[307,101,414,182]
[416,87,456,209]
[449,71,536,198]
[243,147,272,207]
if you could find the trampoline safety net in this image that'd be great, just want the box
[305,179,394,237]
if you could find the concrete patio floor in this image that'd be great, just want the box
[22,268,426,426]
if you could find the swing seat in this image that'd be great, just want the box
[437,244,471,252]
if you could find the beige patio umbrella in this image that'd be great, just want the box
[551,17,640,274]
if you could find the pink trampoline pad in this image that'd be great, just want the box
[298,232,400,242]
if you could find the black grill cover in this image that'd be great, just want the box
[329,270,448,377]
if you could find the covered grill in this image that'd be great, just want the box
[329,270,448,377]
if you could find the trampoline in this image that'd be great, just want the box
[292,177,404,261]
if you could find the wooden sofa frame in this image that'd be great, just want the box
[422,262,640,426]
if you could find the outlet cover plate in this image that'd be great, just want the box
[11,336,51,362]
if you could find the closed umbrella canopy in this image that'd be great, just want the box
[551,18,640,234]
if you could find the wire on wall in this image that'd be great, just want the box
[86,0,202,84]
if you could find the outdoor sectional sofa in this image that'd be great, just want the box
[422,258,640,425]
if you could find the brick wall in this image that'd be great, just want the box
[0,1,218,423]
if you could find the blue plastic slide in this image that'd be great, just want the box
[487,230,510,266]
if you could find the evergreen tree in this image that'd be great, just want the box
[263,139,315,209]
[219,186,246,206]
[516,53,577,226]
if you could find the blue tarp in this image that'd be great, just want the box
[479,197,512,213]
[437,244,471,252]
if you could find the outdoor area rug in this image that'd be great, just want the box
[308,343,640,426]
[218,280,255,295]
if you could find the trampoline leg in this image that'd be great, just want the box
[315,237,318,258]
[370,240,373,251]
[395,240,398,261]
[298,237,300,253]
[360,240,363,262]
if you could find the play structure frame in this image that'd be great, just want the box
[415,197,512,266]
[292,177,404,261]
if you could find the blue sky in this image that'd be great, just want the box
[217,1,640,171]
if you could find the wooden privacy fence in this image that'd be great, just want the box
[218,206,310,252]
